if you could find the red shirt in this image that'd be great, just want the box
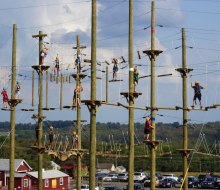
[145,120,151,129]
[1,90,8,102]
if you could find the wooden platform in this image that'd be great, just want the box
[1,108,13,111]
[21,108,35,111]
[8,98,22,107]
[31,146,45,153]
[143,50,163,58]
[31,114,46,119]
[81,100,105,106]
[63,105,76,109]
[120,92,142,99]
[32,65,50,72]
[42,107,56,111]
[109,79,123,82]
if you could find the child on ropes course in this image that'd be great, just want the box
[112,57,119,80]
[39,47,48,65]
[72,131,78,149]
[54,54,60,76]
[48,125,55,146]
[15,81,21,99]
[1,87,9,108]
[72,85,83,109]
[133,66,139,92]
[75,55,81,73]
[144,117,154,141]
[191,80,204,108]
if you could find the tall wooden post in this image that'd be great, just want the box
[128,0,134,190]
[32,31,48,190]
[9,23,17,190]
[182,28,188,190]
[143,1,162,189]
[89,0,97,189]
[76,35,82,190]
[150,1,156,189]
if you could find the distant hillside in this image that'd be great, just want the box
[1,121,220,172]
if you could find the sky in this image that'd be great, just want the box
[1,0,220,125]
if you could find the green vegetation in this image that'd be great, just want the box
[1,121,220,173]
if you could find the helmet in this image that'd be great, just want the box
[146,117,150,121]
[73,131,76,135]
[195,80,199,84]
[3,87,6,90]
[49,126,53,129]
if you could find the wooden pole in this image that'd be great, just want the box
[150,1,157,190]
[76,35,82,190]
[182,28,189,190]
[89,0,97,189]
[9,23,17,190]
[128,0,134,190]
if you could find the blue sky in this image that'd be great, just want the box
[1,0,220,125]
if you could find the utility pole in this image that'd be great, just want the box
[89,1,97,189]
[128,0,134,190]
[9,23,22,190]
[32,31,49,190]
[143,1,162,190]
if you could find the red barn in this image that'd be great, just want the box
[0,159,32,187]
[27,170,69,190]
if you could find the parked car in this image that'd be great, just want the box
[133,172,147,182]
[74,184,99,190]
[200,177,215,189]
[144,176,159,187]
[178,175,183,183]
[214,176,220,189]
[159,178,177,188]
[198,174,210,187]
[118,173,128,182]
[188,176,199,188]
[96,173,108,181]
[156,172,163,180]
[162,174,178,182]
[100,186,121,190]
[123,183,144,190]
[103,174,118,182]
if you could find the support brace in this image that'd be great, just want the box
[176,149,194,159]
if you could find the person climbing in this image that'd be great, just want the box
[75,55,81,73]
[133,66,139,92]
[15,81,21,99]
[191,80,204,108]
[39,47,48,65]
[144,117,154,141]
[1,87,9,108]
[54,54,60,76]
[72,85,83,109]
[72,131,78,149]
[48,125,55,147]
[112,57,119,80]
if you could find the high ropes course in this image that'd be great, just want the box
[2,1,220,190]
